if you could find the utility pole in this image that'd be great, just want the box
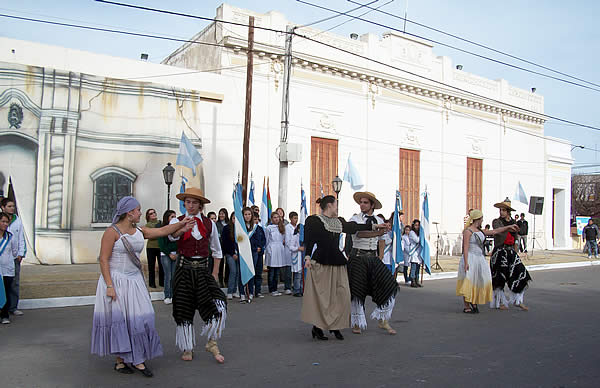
[241,16,254,206]
[278,25,294,210]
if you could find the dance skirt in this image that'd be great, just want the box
[91,271,162,365]
[490,247,531,293]
[301,261,351,330]
[456,252,493,304]
[347,253,398,308]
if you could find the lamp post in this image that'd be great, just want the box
[332,175,343,212]
[162,162,175,211]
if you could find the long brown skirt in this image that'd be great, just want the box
[301,260,351,330]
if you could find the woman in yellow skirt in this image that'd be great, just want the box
[456,209,519,313]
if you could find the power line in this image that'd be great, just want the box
[297,0,379,28]
[292,30,600,132]
[345,0,600,89]
[5,6,600,135]
[92,1,600,132]
[296,0,600,93]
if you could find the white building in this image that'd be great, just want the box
[0,3,573,264]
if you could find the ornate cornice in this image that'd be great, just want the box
[222,37,545,125]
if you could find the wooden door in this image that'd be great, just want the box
[310,137,338,214]
[399,148,420,224]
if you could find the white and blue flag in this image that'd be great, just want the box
[259,178,269,228]
[233,183,255,286]
[392,190,404,274]
[343,153,364,190]
[513,181,528,205]
[175,132,203,176]
[179,175,188,214]
[420,192,431,275]
[248,177,255,206]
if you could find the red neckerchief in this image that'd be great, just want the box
[183,214,208,241]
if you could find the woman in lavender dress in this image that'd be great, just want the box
[91,197,193,377]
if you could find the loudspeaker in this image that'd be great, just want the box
[528,196,544,215]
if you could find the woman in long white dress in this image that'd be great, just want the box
[91,196,193,377]
[456,209,519,313]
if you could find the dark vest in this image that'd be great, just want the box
[177,214,213,257]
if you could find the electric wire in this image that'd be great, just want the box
[296,0,600,93]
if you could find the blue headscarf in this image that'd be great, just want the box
[112,196,141,224]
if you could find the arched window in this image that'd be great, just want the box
[91,167,136,224]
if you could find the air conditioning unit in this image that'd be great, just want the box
[280,143,302,162]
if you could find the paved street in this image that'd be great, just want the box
[2,266,599,388]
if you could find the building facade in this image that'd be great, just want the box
[0,3,573,264]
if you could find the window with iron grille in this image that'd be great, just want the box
[91,167,136,223]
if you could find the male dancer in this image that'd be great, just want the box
[169,187,227,363]
[347,192,397,335]
[490,198,530,311]
[0,198,25,316]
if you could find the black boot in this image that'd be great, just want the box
[330,330,344,340]
[311,326,328,340]
[410,280,417,288]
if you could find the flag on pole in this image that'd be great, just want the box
[233,185,255,286]
[260,178,269,228]
[392,190,404,274]
[179,175,188,214]
[249,176,255,206]
[513,181,528,205]
[319,182,324,198]
[266,178,273,220]
[175,132,203,176]
[420,191,431,275]
[343,153,364,190]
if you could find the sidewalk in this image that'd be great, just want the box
[19,249,595,300]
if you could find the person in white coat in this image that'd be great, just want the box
[0,212,19,324]
[1,198,25,316]
[401,226,412,285]
[286,212,304,297]
[408,220,423,288]
[265,212,291,296]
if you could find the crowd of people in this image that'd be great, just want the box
[0,185,545,378]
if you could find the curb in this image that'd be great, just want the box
[19,260,600,310]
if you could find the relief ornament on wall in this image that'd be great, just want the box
[8,103,23,129]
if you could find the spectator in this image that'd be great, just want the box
[517,213,528,253]
[158,210,178,304]
[0,198,25,316]
[221,213,241,300]
[265,212,290,296]
[582,219,599,259]
[144,209,163,288]
[286,211,304,296]
[216,208,229,288]
[207,211,217,222]
[401,225,412,285]
[0,212,19,324]
[247,210,266,298]
[483,224,493,255]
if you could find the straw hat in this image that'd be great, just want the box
[176,187,210,204]
[353,191,382,210]
[493,197,515,212]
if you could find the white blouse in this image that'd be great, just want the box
[265,224,290,267]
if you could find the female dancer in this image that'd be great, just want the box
[91,196,193,377]
[457,209,519,313]
[301,195,388,340]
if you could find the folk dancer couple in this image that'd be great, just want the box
[91,187,228,378]
[301,191,398,341]
[456,198,531,314]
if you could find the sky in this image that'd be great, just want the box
[1,0,599,172]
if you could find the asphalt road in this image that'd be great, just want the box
[1,267,599,388]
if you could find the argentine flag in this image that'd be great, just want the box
[392,190,404,274]
[293,185,308,273]
[175,132,203,176]
[420,192,432,275]
[233,185,255,286]
[249,178,255,206]
[343,153,364,190]
[259,178,269,228]
[513,181,528,205]
[179,175,188,214]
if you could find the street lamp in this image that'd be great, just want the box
[162,162,175,211]
[332,175,343,199]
